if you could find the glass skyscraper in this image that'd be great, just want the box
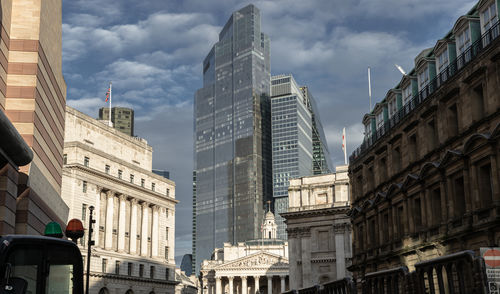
[193,5,272,273]
[271,75,332,239]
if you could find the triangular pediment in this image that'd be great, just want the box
[215,251,288,270]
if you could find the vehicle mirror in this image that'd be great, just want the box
[0,263,28,294]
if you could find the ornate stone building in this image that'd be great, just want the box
[61,106,178,293]
[200,212,289,294]
[282,166,352,290]
[348,0,500,282]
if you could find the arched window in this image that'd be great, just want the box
[125,290,134,294]
[98,288,109,294]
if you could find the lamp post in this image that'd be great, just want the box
[86,206,95,294]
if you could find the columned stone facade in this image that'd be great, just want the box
[61,106,178,293]
[282,166,352,290]
[200,212,289,294]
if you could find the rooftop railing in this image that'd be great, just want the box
[350,21,500,163]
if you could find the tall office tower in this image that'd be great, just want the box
[271,74,313,239]
[193,4,272,273]
[99,107,134,136]
[301,86,333,175]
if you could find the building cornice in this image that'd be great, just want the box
[89,272,179,285]
[281,206,350,219]
[63,164,179,205]
[64,141,175,186]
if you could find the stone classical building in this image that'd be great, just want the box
[0,0,69,234]
[61,106,178,293]
[348,0,500,282]
[200,211,289,294]
[282,166,352,290]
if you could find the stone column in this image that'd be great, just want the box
[254,276,260,294]
[129,199,138,254]
[152,205,159,257]
[242,276,248,294]
[104,191,114,250]
[216,276,222,294]
[141,202,149,256]
[94,187,101,247]
[280,276,286,293]
[334,224,346,279]
[118,195,127,252]
[267,276,272,294]
[301,230,312,287]
[228,276,234,294]
[208,281,213,294]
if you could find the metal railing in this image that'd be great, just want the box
[350,20,500,163]
[413,250,488,294]
[283,251,489,294]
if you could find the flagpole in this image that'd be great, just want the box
[108,82,112,127]
[343,127,347,165]
[368,67,372,112]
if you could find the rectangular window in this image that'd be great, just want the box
[165,268,170,280]
[166,227,169,240]
[427,119,438,150]
[152,183,155,191]
[141,179,145,187]
[382,213,389,243]
[457,27,471,67]
[84,156,89,167]
[63,154,67,165]
[376,111,384,129]
[105,165,110,174]
[81,204,87,222]
[481,2,498,32]
[409,134,418,162]
[414,197,422,229]
[139,264,144,277]
[403,85,412,106]
[397,205,405,237]
[115,261,120,275]
[368,218,376,246]
[448,104,459,136]
[432,188,442,226]
[130,174,134,184]
[393,147,401,172]
[379,157,387,182]
[453,176,466,218]
[418,66,429,90]
[388,99,397,118]
[102,259,107,273]
[150,266,155,279]
[472,84,485,121]
[478,163,493,207]
[82,181,87,193]
[118,169,123,179]
[128,263,133,276]
[166,188,170,197]
[165,246,169,260]
[437,49,449,73]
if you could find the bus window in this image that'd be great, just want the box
[46,245,80,294]
[7,247,42,294]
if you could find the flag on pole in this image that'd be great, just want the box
[342,127,347,165]
[105,87,110,102]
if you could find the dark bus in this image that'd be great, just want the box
[0,235,84,294]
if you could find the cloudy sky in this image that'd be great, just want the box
[62,0,476,262]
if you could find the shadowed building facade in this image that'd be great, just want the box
[99,107,134,136]
[348,0,500,282]
[194,4,272,274]
[0,0,69,234]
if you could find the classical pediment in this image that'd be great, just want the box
[214,251,288,271]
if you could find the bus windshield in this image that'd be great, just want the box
[6,243,81,294]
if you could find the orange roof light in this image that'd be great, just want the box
[66,218,85,243]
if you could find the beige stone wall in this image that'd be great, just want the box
[288,165,349,211]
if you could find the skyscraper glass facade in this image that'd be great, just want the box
[301,87,333,175]
[193,5,272,273]
[271,74,313,239]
